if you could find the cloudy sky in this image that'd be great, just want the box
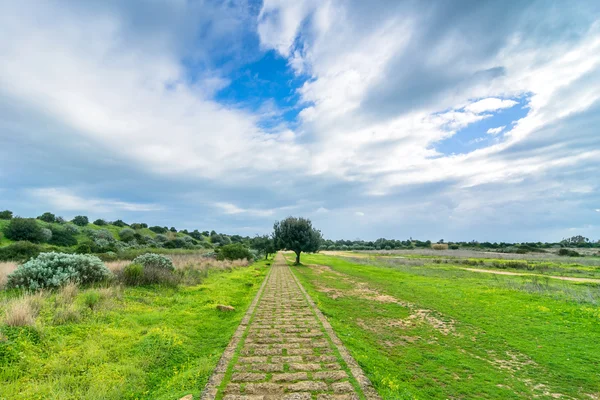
[1,0,599,242]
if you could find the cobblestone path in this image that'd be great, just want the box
[207,254,380,400]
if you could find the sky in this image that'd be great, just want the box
[1,0,599,242]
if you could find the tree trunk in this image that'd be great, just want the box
[295,252,301,264]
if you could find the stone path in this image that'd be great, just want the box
[205,254,380,400]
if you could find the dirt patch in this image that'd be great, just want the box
[310,265,457,336]
[461,267,600,284]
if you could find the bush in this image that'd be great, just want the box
[37,212,56,223]
[431,243,449,250]
[449,244,460,250]
[75,243,92,254]
[64,224,80,234]
[71,215,89,227]
[163,238,187,249]
[149,226,168,234]
[40,228,53,243]
[48,226,78,247]
[558,248,581,257]
[119,228,136,242]
[155,234,169,243]
[0,210,13,220]
[0,241,41,261]
[112,219,128,227]
[6,252,112,290]
[83,291,101,310]
[93,219,107,226]
[133,253,174,271]
[123,263,143,285]
[217,243,253,261]
[4,218,44,243]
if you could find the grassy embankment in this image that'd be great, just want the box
[0,257,270,399]
[287,253,600,399]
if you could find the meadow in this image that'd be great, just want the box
[0,254,270,400]
[286,252,600,399]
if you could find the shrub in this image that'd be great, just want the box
[40,228,53,243]
[71,215,89,227]
[123,263,143,285]
[133,253,174,271]
[163,238,187,249]
[431,243,449,250]
[56,216,66,224]
[53,306,81,324]
[449,244,460,250]
[112,219,128,227]
[0,210,13,220]
[6,252,112,290]
[558,248,581,257]
[4,218,44,243]
[149,226,168,234]
[64,224,79,234]
[217,243,253,261]
[48,226,78,247]
[119,228,136,242]
[37,212,56,223]
[155,234,169,243]
[0,241,41,261]
[93,219,107,226]
[75,243,92,254]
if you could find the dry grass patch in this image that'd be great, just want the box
[3,292,45,327]
[0,261,18,287]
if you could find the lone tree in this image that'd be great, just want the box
[273,217,322,264]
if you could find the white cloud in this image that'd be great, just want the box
[355,211,365,217]
[486,126,506,135]
[29,188,161,213]
[214,202,275,217]
[465,98,518,114]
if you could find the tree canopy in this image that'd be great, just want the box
[273,217,322,264]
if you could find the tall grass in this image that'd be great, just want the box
[3,292,45,327]
[0,261,18,288]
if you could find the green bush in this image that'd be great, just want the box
[119,228,136,242]
[149,226,168,234]
[71,215,89,227]
[83,291,101,310]
[6,252,112,290]
[48,226,78,247]
[0,241,41,261]
[93,219,107,226]
[558,248,581,257]
[133,253,174,271]
[0,210,13,220]
[40,228,53,243]
[37,212,56,223]
[217,243,253,261]
[4,218,45,243]
[112,219,128,227]
[75,243,92,254]
[123,263,143,285]
[449,244,460,250]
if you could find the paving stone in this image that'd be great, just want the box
[287,381,328,392]
[212,254,369,399]
[313,371,348,381]
[332,381,355,393]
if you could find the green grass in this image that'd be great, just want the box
[0,260,270,399]
[288,253,600,399]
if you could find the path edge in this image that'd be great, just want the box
[287,258,382,400]
[200,264,273,400]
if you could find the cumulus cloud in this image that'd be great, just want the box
[1,0,600,241]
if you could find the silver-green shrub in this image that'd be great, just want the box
[133,253,174,271]
[6,252,112,290]
[40,228,53,242]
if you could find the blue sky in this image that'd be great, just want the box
[0,0,599,242]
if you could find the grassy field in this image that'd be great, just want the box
[286,252,600,399]
[0,257,270,400]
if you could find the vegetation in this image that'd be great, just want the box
[4,218,45,243]
[0,256,270,399]
[216,243,253,261]
[71,215,89,226]
[6,252,112,290]
[0,210,13,220]
[273,216,322,264]
[287,252,600,399]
